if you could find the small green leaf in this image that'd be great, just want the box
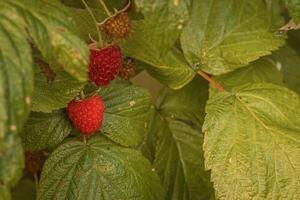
[21,110,72,151]
[99,80,152,147]
[31,60,85,113]
[8,0,89,82]
[120,1,195,89]
[209,58,284,96]
[203,83,300,199]
[269,44,300,94]
[38,136,165,200]
[181,0,285,75]
[283,0,300,23]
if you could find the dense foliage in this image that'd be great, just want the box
[0,0,300,199]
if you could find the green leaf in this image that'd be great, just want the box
[181,0,285,75]
[31,60,85,113]
[0,1,33,136]
[68,7,106,40]
[8,0,89,82]
[269,44,300,94]
[154,119,214,200]
[0,134,24,188]
[203,83,300,199]
[134,0,189,55]
[12,178,36,200]
[209,58,284,96]
[284,0,300,23]
[120,1,195,89]
[149,78,214,200]
[99,80,152,147]
[122,41,195,89]
[21,110,72,151]
[140,109,159,162]
[156,77,208,127]
[264,0,286,29]
[38,136,165,200]
[0,3,30,195]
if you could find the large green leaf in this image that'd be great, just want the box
[21,110,72,151]
[120,1,195,89]
[0,2,31,195]
[38,136,165,200]
[99,80,152,147]
[181,0,285,75]
[203,83,300,199]
[7,0,89,82]
[269,44,300,94]
[148,78,214,200]
[209,58,284,96]
[284,0,300,23]
[31,60,85,113]
[0,1,33,137]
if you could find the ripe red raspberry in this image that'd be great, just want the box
[67,95,105,135]
[89,45,122,86]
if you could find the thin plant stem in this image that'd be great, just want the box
[81,0,103,47]
[197,70,225,92]
[99,0,112,16]
[33,173,39,192]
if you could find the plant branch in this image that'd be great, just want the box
[81,0,103,47]
[197,70,225,92]
[98,0,112,17]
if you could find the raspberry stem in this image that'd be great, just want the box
[80,90,85,99]
[81,0,104,47]
[83,135,88,144]
[197,70,225,92]
[98,0,112,17]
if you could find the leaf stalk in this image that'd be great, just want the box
[197,70,225,92]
